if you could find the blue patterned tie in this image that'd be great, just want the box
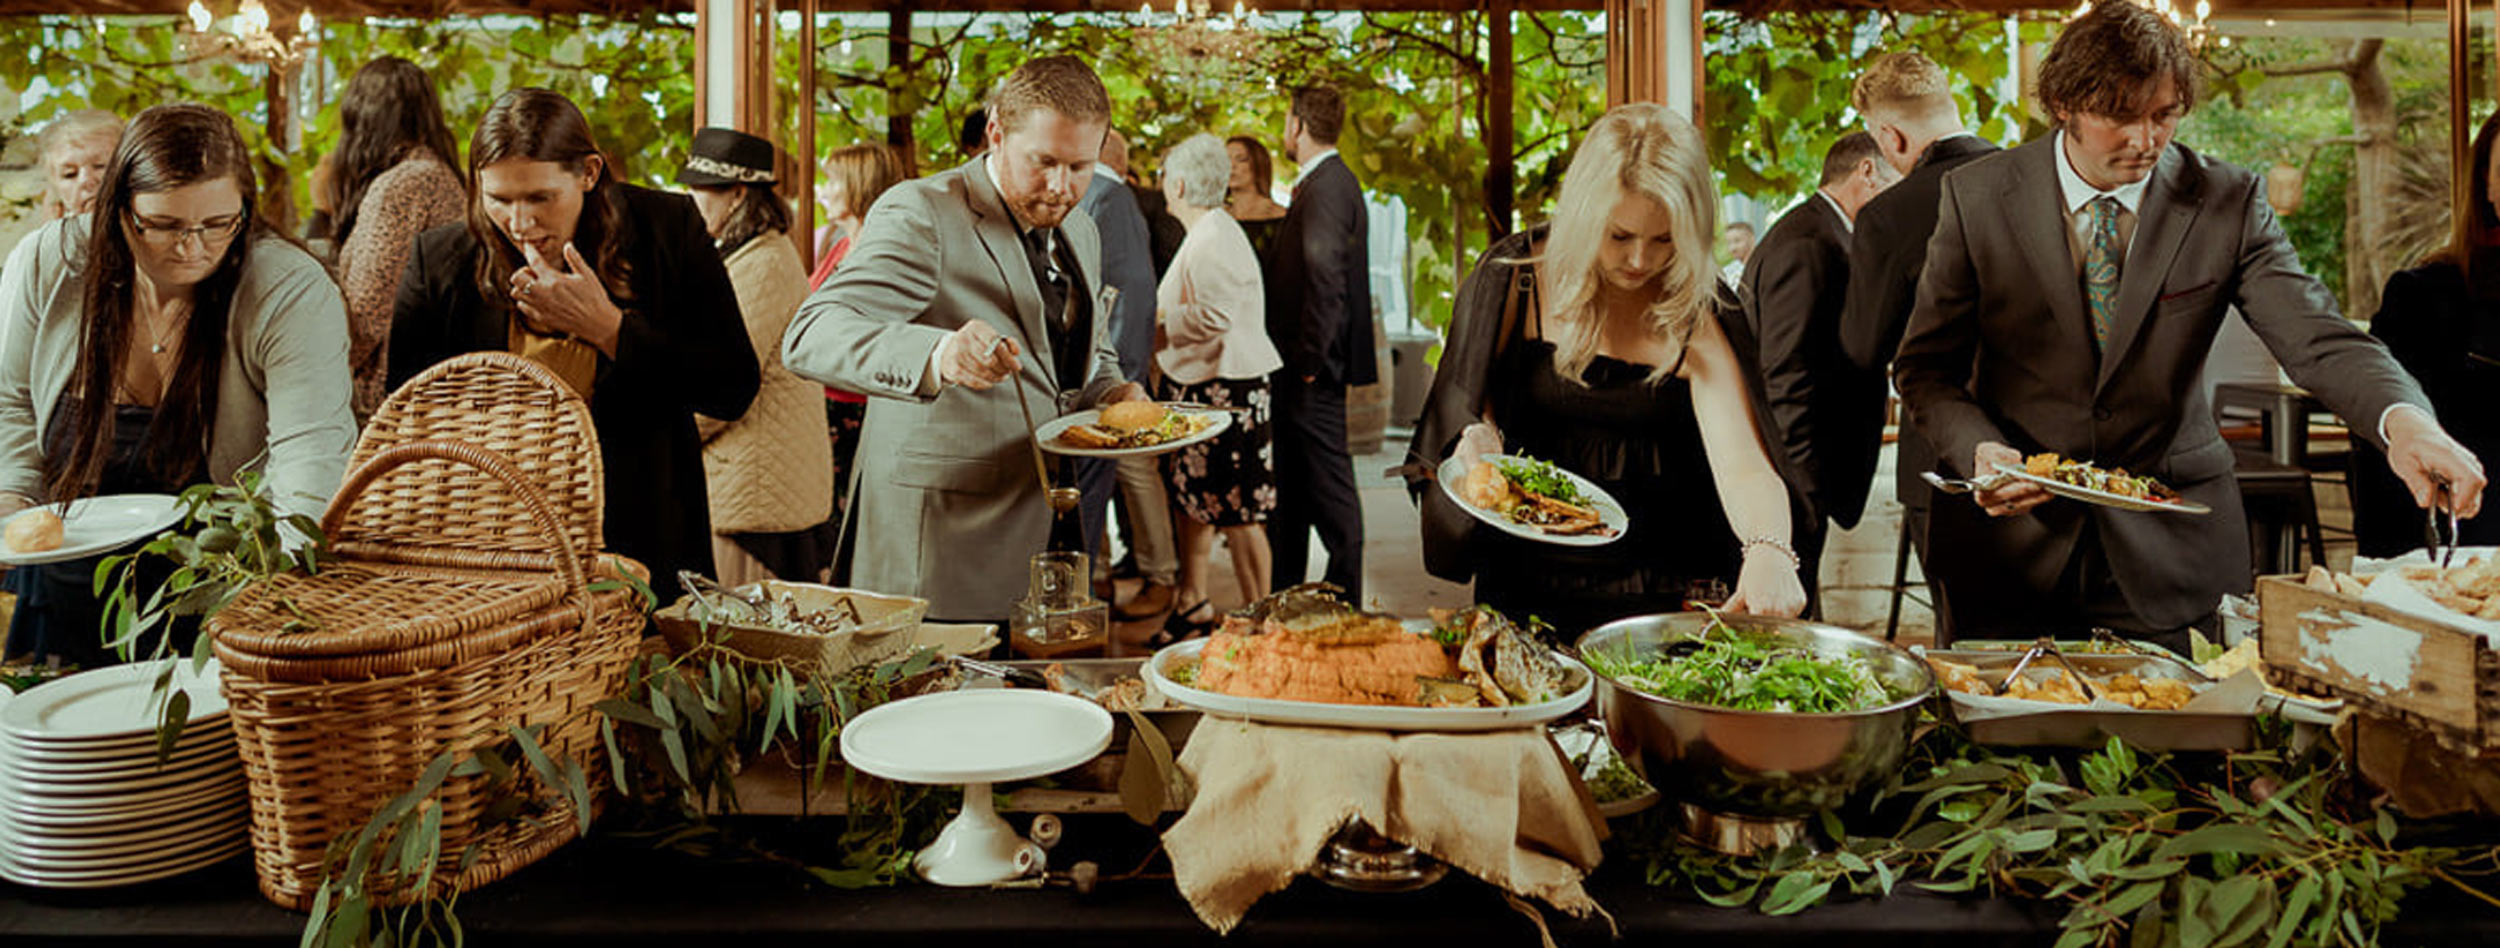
[2084,196,2121,348]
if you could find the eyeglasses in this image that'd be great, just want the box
[126,212,246,248]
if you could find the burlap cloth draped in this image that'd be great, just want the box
[1163,720,1610,935]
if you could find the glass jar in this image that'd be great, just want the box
[1008,550,1109,659]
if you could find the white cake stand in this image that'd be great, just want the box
[838,689,1113,886]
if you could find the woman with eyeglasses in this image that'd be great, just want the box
[391,88,759,602]
[0,103,357,667]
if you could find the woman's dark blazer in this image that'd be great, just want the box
[390,184,762,601]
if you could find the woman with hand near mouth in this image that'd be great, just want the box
[390,88,760,601]
[0,103,356,667]
[1405,103,1806,638]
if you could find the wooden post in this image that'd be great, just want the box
[889,6,914,175]
[1488,0,1514,237]
[2456,0,2474,267]
[1604,0,1665,106]
[798,0,819,265]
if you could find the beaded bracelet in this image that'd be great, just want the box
[1740,536,1801,570]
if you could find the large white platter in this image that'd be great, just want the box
[1145,637,1593,732]
[0,659,227,743]
[1436,453,1628,547]
[1035,405,1232,458]
[0,493,186,566]
[839,689,1113,785]
[1992,463,2212,515]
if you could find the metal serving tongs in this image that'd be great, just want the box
[1921,470,2014,497]
[1992,636,2100,703]
[2427,479,2463,569]
[948,653,1054,690]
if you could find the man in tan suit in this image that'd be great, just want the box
[1896,1,2484,649]
[783,56,1144,621]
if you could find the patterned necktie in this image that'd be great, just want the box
[2084,196,2122,348]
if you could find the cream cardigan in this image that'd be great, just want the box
[1155,210,1283,385]
[0,216,356,519]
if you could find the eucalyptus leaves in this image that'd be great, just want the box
[1636,723,2497,947]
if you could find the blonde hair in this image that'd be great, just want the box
[1851,52,1955,123]
[1532,103,1716,385]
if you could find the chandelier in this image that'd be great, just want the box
[182,0,319,70]
[1131,0,1263,75]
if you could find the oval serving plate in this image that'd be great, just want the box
[0,494,187,566]
[1991,463,2211,515]
[1436,453,1627,547]
[1036,406,1231,458]
[1144,637,1592,732]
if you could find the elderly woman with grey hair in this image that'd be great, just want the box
[1150,133,1285,643]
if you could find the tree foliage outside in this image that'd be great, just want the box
[7,12,2475,325]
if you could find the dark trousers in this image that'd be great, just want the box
[1941,523,2210,655]
[1795,517,1827,621]
[1269,374,1364,598]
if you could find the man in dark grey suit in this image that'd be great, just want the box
[1078,129,1178,618]
[1838,50,2000,631]
[783,56,1146,622]
[1740,131,1897,613]
[1266,84,1374,596]
[1895,2,2485,648]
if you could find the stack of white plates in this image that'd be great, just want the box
[0,659,249,888]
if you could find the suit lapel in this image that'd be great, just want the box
[2096,148,2201,393]
[964,158,1055,389]
[2005,143,2094,351]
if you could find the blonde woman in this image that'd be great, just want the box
[1406,103,1805,635]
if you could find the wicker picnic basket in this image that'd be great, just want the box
[209,353,646,910]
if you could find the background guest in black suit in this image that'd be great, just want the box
[1079,128,1180,618]
[2353,109,2500,555]
[391,88,761,602]
[1894,2,2482,650]
[1265,84,1374,596]
[1837,50,2001,630]
[1739,131,1897,613]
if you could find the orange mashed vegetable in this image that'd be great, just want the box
[1195,616,1460,705]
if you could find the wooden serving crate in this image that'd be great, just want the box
[2256,574,2500,754]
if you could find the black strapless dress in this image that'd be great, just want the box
[1469,322,1742,640]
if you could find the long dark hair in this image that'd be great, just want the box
[49,104,261,503]
[332,57,460,247]
[1226,135,1272,198]
[2430,110,2500,289]
[705,181,789,257]
[464,88,631,310]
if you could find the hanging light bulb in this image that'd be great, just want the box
[2193,0,2209,21]
[1139,2,1151,17]
[2070,0,2090,21]
[2218,35,2232,48]
[238,0,269,36]
[296,8,314,34]
[187,0,212,32]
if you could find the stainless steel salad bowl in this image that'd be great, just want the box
[1576,613,1936,819]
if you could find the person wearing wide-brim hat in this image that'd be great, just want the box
[676,127,836,586]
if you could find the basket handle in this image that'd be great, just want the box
[321,439,596,619]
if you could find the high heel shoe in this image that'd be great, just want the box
[1145,600,1218,649]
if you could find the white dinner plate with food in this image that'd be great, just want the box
[1036,402,1232,458]
[1436,453,1628,547]
[1144,637,1593,732]
[1991,463,2211,515]
[0,493,187,566]
[0,659,228,744]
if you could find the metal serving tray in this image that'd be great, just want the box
[1926,649,2254,751]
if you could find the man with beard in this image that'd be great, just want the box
[1894,1,2485,651]
[783,56,1146,623]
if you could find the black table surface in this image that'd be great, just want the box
[4,814,2494,946]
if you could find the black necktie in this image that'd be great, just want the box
[1025,228,1073,332]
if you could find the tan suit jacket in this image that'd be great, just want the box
[782,158,1124,619]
